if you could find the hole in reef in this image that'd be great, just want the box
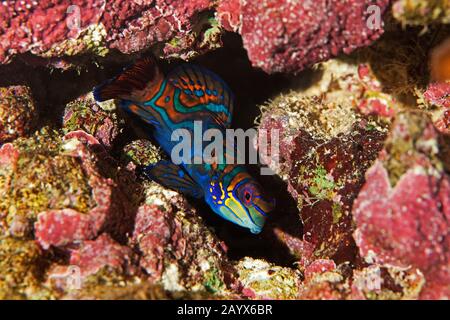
[166,34,306,266]
[0,33,313,267]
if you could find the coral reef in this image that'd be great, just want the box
[0,0,449,301]
[232,0,390,74]
[63,93,122,149]
[0,85,37,143]
[122,142,239,294]
[0,0,220,68]
[353,112,450,300]
[0,129,137,245]
[258,59,389,262]
[216,0,392,73]
[0,0,391,73]
[393,0,450,26]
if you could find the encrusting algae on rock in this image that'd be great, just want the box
[257,58,389,263]
[0,0,449,301]
[0,86,38,143]
[0,128,94,239]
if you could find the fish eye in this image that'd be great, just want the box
[241,190,253,206]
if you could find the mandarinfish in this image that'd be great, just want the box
[93,58,274,234]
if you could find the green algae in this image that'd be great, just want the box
[203,267,225,293]
[309,166,336,200]
[332,203,343,224]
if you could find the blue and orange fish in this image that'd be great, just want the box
[93,58,274,233]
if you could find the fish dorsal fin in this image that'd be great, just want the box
[142,160,204,199]
[167,64,235,128]
[93,57,164,103]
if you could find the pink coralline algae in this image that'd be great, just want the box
[0,0,218,66]
[356,64,397,118]
[1,0,390,72]
[353,114,450,299]
[303,259,337,281]
[34,132,119,249]
[257,60,389,263]
[424,82,450,134]
[131,195,238,293]
[0,128,137,246]
[289,123,386,262]
[103,0,214,56]
[216,0,241,33]
[0,143,19,170]
[46,234,142,297]
[219,0,390,73]
[52,234,136,279]
[424,82,450,109]
[0,0,105,63]
[132,204,175,280]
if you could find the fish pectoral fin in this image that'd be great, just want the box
[142,160,204,199]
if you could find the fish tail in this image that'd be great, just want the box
[93,57,163,103]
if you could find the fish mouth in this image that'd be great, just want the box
[249,224,263,234]
[218,205,263,234]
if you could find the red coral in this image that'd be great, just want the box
[424,82,450,108]
[304,259,337,281]
[0,0,214,65]
[35,209,99,249]
[0,0,104,63]
[132,204,177,280]
[353,161,450,299]
[216,0,241,32]
[238,0,390,73]
[69,234,135,276]
[35,131,137,249]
